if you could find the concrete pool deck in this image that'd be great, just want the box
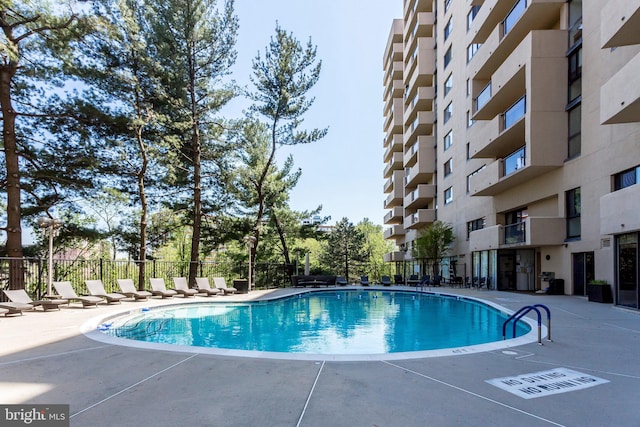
[1,286,638,426]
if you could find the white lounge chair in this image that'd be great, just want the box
[116,279,152,300]
[149,278,177,298]
[212,277,237,295]
[85,280,127,304]
[194,278,221,296]
[172,277,199,297]
[3,289,67,311]
[52,281,103,308]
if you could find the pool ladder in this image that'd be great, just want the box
[502,304,551,345]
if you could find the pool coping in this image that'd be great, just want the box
[80,288,546,361]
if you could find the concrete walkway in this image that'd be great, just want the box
[1,287,638,426]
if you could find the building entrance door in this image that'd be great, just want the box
[572,252,594,296]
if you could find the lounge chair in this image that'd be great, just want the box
[194,278,221,296]
[52,281,103,308]
[0,307,9,316]
[0,290,40,315]
[407,274,420,286]
[393,274,404,285]
[336,276,348,286]
[3,289,67,311]
[212,277,236,295]
[85,280,126,304]
[360,276,370,286]
[149,278,178,298]
[172,277,199,297]
[116,279,152,300]
[381,276,392,286]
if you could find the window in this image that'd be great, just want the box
[504,146,526,176]
[466,165,486,192]
[444,18,453,41]
[503,0,526,36]
[614,166,640,191]
[568,45,582,102]
[444,130,453,151]
[444,74,453,96]
[467,218,485,238]
[444,158,453,177]
[476,82,491,111]
[566,188,581,239]
[444,46,452,69]
[467,5,481,31]
[568,104,581,159]
[466,78,471,97]
[466,142,471,160]
[444,187,453,204]
[504,208,527,244]
[467,43,480,63]
[467,111,475,128]
[444,0,452,13]
[569,0,582,47]
[444,102,453,123]
[503,96,526,129]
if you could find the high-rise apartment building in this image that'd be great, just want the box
[382,0,640,309]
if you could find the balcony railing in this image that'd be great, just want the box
[503,0,527,37]
[503,146,526,176]
[503,96,526,129]
[503,222,526,244]
[475,82,492,111]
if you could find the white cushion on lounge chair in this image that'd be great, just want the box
[172,277,199,297]
[116,279,152,300]
[212,277,237,295]
[52,281,103,308]
[194,278,221,296]
[149,278,177,298]
[3,289,67,311]
[85,280,126,304]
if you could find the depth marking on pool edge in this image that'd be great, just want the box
[486,367,609,399]
[382,361,567,427]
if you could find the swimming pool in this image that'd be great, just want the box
[90,290,535,360]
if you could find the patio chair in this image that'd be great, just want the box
[212,277,237,295]
[85,280,126,304]
[116,279,152,300]
[172,277,199,297]
[360,276,370,286]
[336,276,348,286]
[3,289,67,311]
[149,278,178,298]
[407,274,420,286]
[194,278,222,296]
[417,275,430,291]
[0,307,9,316]
[52,281,103,308]
[393,274,404,285]
[381,275,392,286]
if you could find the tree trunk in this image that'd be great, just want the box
[0,58,25,289]
[136,125,148,291]
[272,211,290,264]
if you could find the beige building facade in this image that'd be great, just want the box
[382,0,640,308]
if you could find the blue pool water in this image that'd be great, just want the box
[101,290,530,355]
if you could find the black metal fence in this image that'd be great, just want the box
[0,257,293,299]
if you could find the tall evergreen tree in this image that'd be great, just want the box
[247,24,327,283]
[0,1,93,288]
[321,217,367,282]
[145,0,238,285]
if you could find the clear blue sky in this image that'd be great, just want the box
[228,0,403,226]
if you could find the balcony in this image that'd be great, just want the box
[404,135,434,168]
[383,79,404,105]
[601,0,640,48]
[383,99,403,133]
[404,86,435,118]
[469,134,564,196]
[469,218,565,250]
[471,98,526,158]
[404,209,436,230]
[404,38,436,88]
[384,206,404,225]
[383,60,404,87]
[383,133,403,155]
[470,0,564,45]
[384,183,404,209]
[403,111,434,148]
[600,51,640,124]
[404,184,436,210]
[383,152,403,179]
[404,0,432,23]
[384,225,405,239]
[384,251,406,263]
[601,184,640,235]
[405,151,435,189]
[470,3,564,82]
[404,12,435,55]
